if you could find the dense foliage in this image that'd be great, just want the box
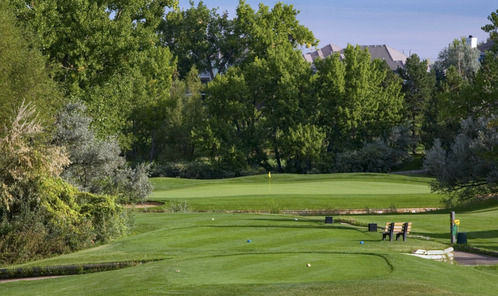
[0,104,132,265]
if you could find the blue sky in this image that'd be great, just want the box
[177,0,497,61]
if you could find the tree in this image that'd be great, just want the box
[9,0,176,156]
[157,66,205,162]
[234,0,318,64]
[314,45,404,152]
[159,1,242,79]
[0,2,61,129]
[397,54,435,154]
[433,37,481,80]
[482,9,498,53]
[280,124,326,173]
[424,116,498,206]
[195,1,319,173]
[469,53,498,117]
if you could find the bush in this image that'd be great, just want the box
[151,161,250,179]
[0,103,132,265]
[78,192,133,242]
[424,116,498,206]
[53,102,152,203]
[334,139,410,173]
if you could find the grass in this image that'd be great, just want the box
[339,205,498,252]
[2,173,498,295]
[150,173,442,211]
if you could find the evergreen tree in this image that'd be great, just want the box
[397,54,435,154]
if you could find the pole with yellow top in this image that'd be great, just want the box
[268,171,271,193]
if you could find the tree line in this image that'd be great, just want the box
[1,0,497,263]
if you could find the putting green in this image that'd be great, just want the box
[163,253,392,285]
[152,181,430,199]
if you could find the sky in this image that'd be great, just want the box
[177,0,497,62]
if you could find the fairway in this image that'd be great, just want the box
[150,173,441,210]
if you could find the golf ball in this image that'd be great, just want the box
[211,218,214,221]
[360,241,364,244]
[294,218,298,221]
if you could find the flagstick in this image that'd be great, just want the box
[268,171,271,193]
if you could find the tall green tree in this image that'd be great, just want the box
[159,1,242,79]
[0,2,61,129]
[9,0,176,156]
[159,67,205,162]
[396,54,435,154]
[314,45,404,152]
[197,1,319,172]
[234,0,318,63]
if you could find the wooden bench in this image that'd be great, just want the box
[382,222,412,241]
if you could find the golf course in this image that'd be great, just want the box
[2,173,498,295]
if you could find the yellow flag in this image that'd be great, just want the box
[268,172,271,178]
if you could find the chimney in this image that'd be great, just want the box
[466,35,477,48]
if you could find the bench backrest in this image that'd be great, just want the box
[384,222,411,233]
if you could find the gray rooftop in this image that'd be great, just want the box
[303,43,408,71]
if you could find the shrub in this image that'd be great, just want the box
[151,161,246,179]
[53,102,152,203]
[424,116,498,206]
[0,103,132,265]
[334,139,410,173]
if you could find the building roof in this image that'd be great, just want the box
[303,43,408,71]
[477,39,495,53]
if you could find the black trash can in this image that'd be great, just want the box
[368,223,378,232]
[457,232,467,244]
[325,216,333,224]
